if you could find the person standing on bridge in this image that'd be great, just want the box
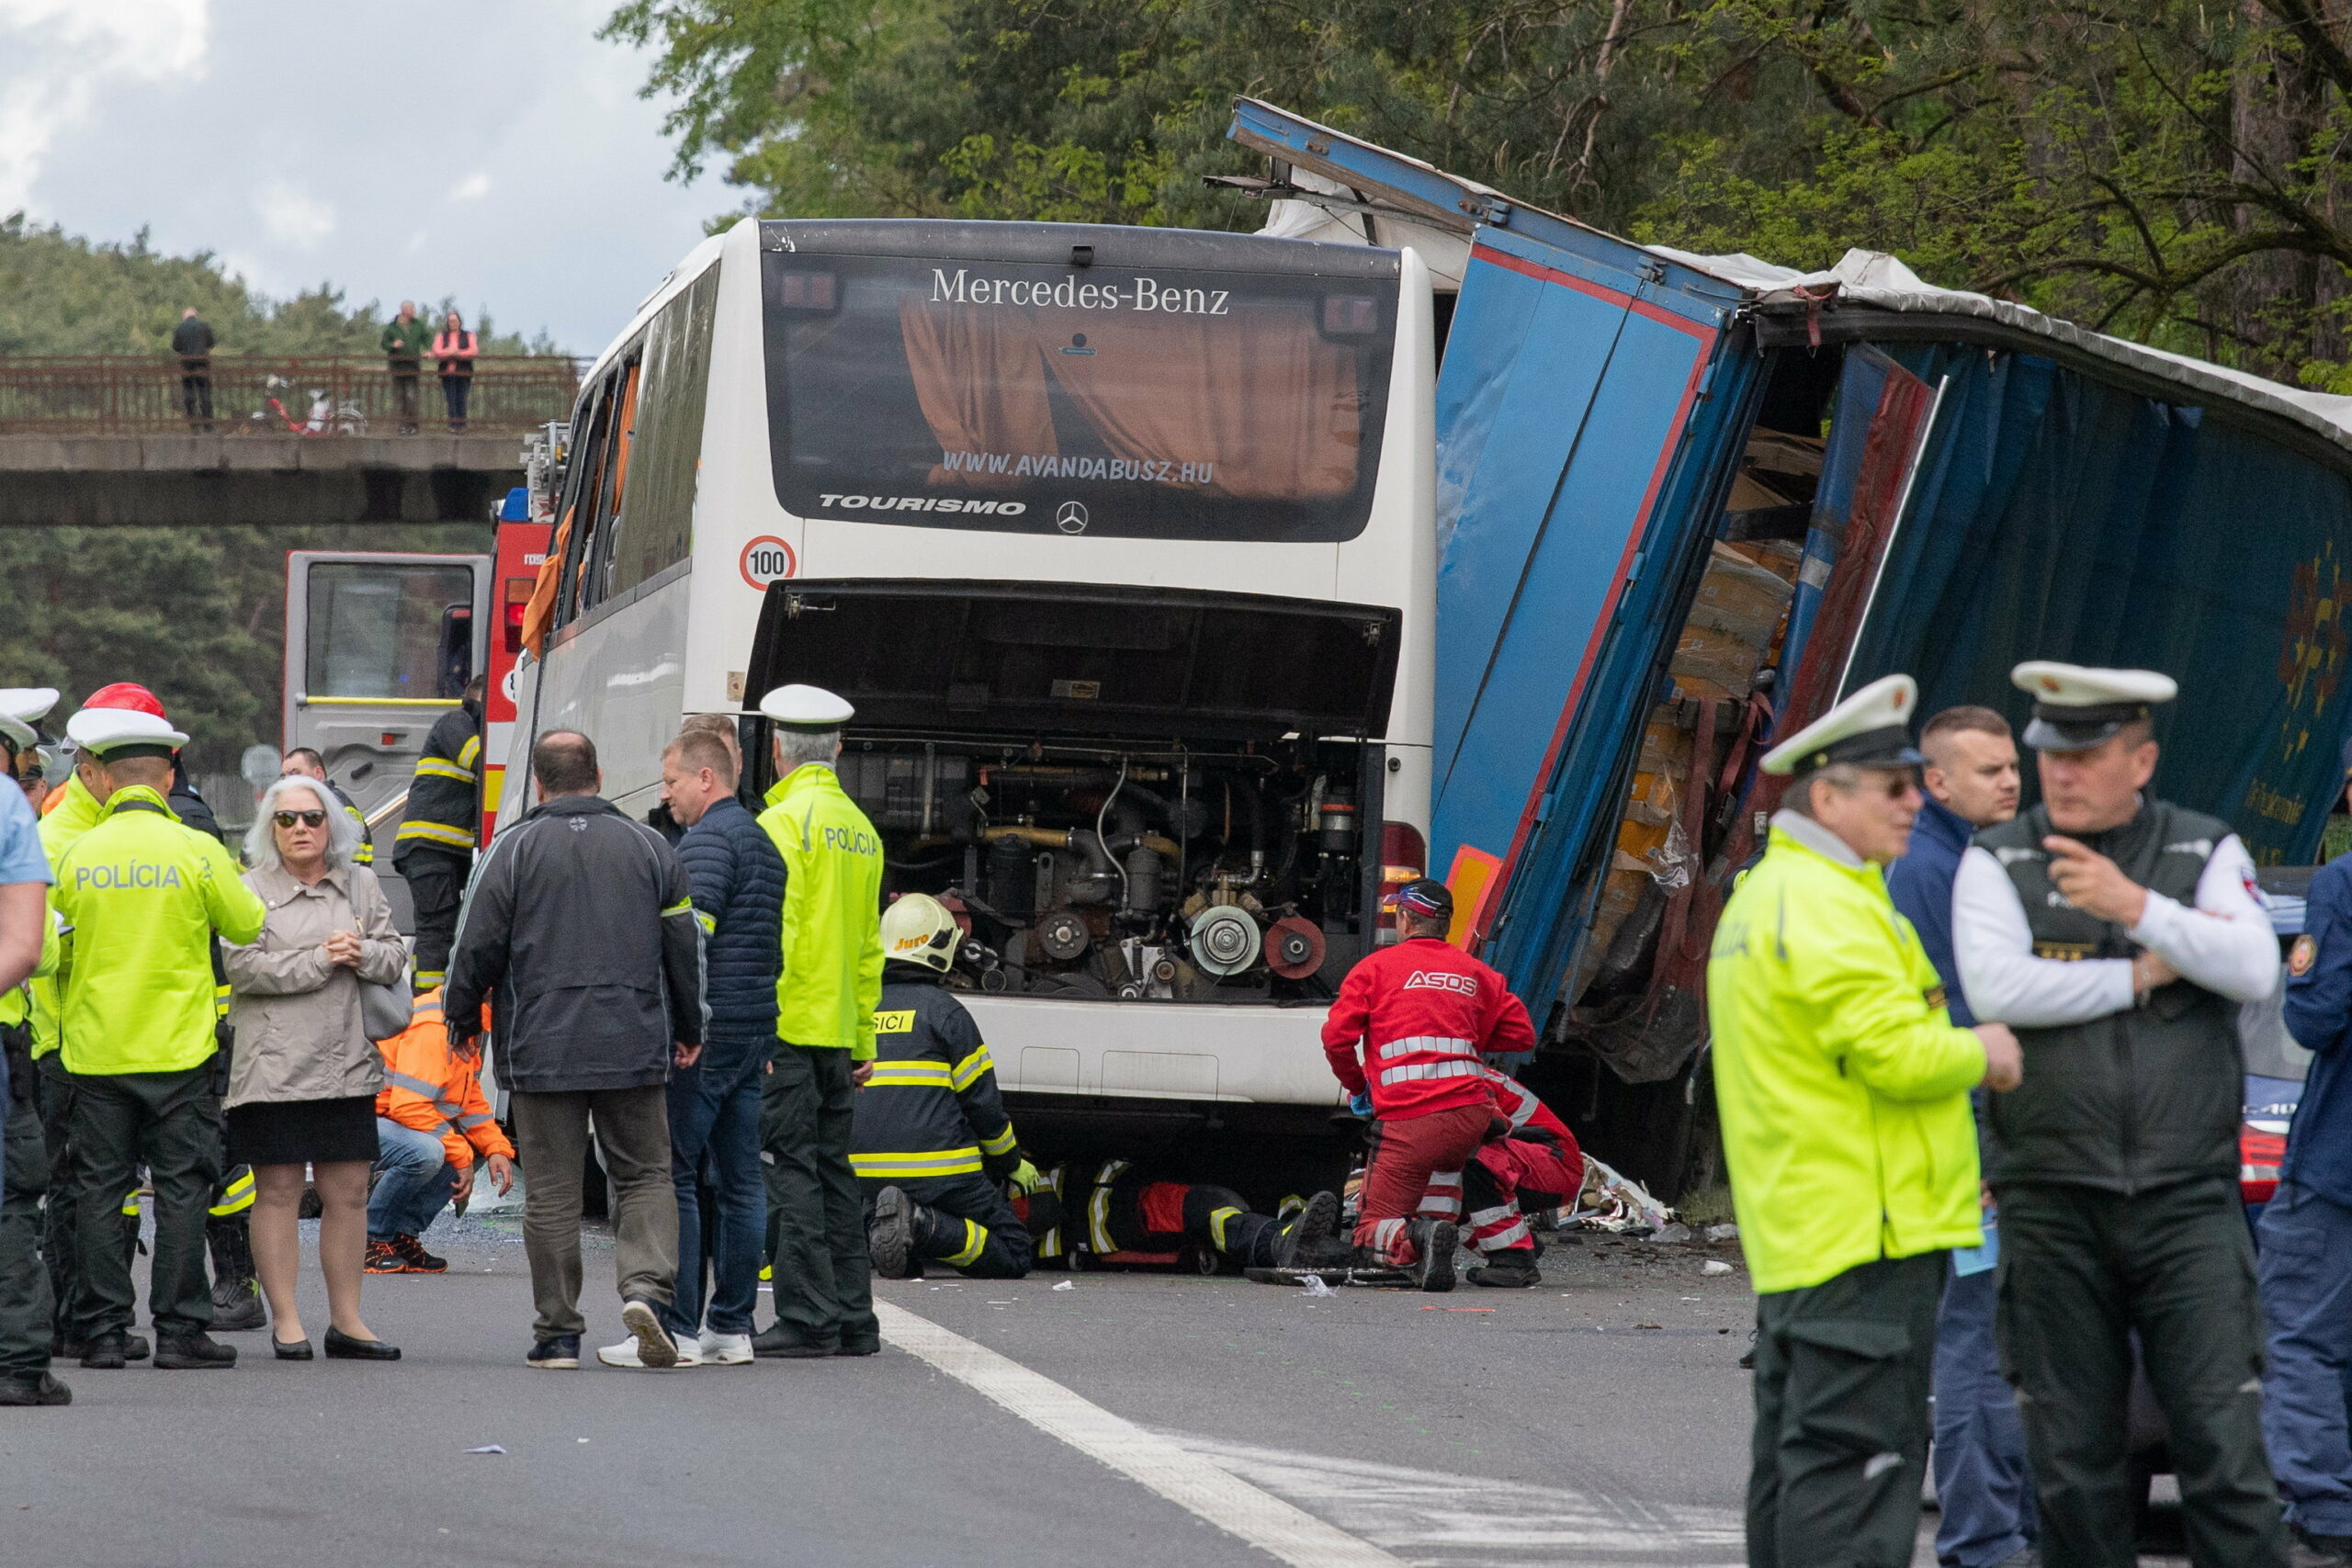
[1709,674,2018,1568]
[380,301,429,435]
[52,705,266,1372]
[171,307,214,431]
[393,675,484,993]
[433,310,478,433]
[752,685,884,1359]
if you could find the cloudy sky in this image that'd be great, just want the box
[1,0,729,354]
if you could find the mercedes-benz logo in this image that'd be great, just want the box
[1056,501,1089,535]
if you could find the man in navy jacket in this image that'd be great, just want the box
[2270,770,2352,1564]
[640,725,784,1368]
[1884,705,2032,1568]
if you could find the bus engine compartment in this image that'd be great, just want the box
[838,737,1385,1002]
[741,578,1410,1007]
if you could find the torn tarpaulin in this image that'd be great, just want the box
[1563,1155,1677,1235]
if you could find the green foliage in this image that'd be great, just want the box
[0,212,541,356]
[607,0,2352,384]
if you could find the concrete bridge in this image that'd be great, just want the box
[0,433,525,527]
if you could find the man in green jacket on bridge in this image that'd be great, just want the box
[752,683,885,1359]
[1709,673,2022,1568]
[380,301,430,434]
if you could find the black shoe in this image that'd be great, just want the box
[209,1280,266,1332]
[208,1213,266,1329]
[154,1331,237,1370]
[1466,1251,1542,1288]
[0,1372,71,1406]
[80,1334,130,1370]
[527,1335,581,1370]
[390,1234,447,1273]
[1406,1219,1458,1292]
[752,1322,840,1359]
[1738,1329,1758,1371]
[1272,1190,1340,1269]
[55,1332,148,1362]
[323,1326,401,1361]
[867,1187,915,1279]
[2290,1523,2352,1568]
[835,1337,880,1357]
[272,1337,313,1360]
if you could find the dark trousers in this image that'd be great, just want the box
[1933,1260,2037,1568]
[2257,1182,2352,1539]
[0,1087,53,1376]
[1182,1183,1284,1268]
[664,1041,768,1337]
[70,1066,220,1337]
[762,1044,875,1349]
[509,1086,675,1340]
[440,374,471,427]
[1748,1250,1944,1568]
[179,371,211,422]
[35,1055,80,1335]
[397,847,469,989]
[1997,1178,2285,1568]
[862,1171,1031,1279]
[390,367,419,424]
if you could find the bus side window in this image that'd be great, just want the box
[578,355,643,616]
[605,268,718,602]
[553,378,616,632]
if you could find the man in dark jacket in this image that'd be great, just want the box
[444,729,705,1371]
[2268,761,2352,1565]
[651,725,781,1366]
[1883,705,2036,1568]
[171,308,215,428]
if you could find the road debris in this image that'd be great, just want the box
[1704,1223,1740,1242]
[1051,1280,1075,1292]
[1703,1260,1734,1276]
[463,1445,507,1455]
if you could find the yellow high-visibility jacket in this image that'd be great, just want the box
[50,785,266,1077]
[0,909,61,1032]
[39,773,101,864]
[1707,815,1986,1293]
[758,765,884,1059]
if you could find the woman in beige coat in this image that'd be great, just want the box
[221,776,406,1360]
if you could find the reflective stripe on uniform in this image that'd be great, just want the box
[1088,1159,1130,1255]
[395,820,475,849]
[1380,1059,1482,1087]
[119,1186,141,1217]
[864,1062,953,1088]
[457,735,481,769]
[849,1147,983,1178]
[1208,1205,1243,1253]
[695,910,718,935]
[946,1219,988,1268]
[1478,1216,1532,1251]
[950,1044,994,1091]
[979,1123,1018,1157]
[413,758,478,784]
[209,1165,255,1217]
[1377,1035,1475,1061]
[214,981,232,1020]
[661,898,694,919]
[385,1069,445,1099]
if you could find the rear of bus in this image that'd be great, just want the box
[531,216,1434,1140]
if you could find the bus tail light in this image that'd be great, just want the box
[1375,821,1426,944]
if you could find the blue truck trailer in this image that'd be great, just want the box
[1227,100,2352,1197]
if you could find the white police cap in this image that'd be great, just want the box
[0,688,58,754]
[2010,661,2177,751]
[1760,673,1926,778]
[758,683,854,732]
[66,705,189,757]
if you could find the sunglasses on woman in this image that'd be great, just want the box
[274,808,328,828]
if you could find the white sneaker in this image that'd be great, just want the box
[596,1331,698,1368]
[699,1330,753,1365]
[597,1302,690,1369]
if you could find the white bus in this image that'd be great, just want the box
[514,216,1435,1138]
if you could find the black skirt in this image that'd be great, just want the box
[225,1094,380,1168]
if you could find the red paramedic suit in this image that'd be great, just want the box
[1321,937,1537,1264]
[1426,1068,1583,1257]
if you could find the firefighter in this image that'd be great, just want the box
[1711,673,2017,1568]
[393,674,485,993]
[854,894,1033,1280]
[1318,876,1535,1289]
[1952,664,2289,1567]
[0,689,68,1404]
[1024,1160,1341,1274]
[51,705,267,1370]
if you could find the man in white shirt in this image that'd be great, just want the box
[1951,661,2285,1568]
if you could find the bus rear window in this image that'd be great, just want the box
[763,252,1396,543]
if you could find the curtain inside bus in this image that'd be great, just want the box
[894,297,1363,500]
[1839,343,2352,863]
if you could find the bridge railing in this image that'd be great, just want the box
[0,355,581,435]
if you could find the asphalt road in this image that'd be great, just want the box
[0,1217,2191,1567]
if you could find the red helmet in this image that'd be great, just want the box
[84,682,166,719]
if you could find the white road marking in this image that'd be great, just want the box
[875,1301,1408,1568]
[1182,1437,1746,1567]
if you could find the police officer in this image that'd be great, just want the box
[1952,662,2287,1568]
[51,705,266,1371]
[1709,674,2020,1568]
[0,689,68,1404]
[857,894,1034,1280]
[393,674,485,992]
[751,684,885,1359]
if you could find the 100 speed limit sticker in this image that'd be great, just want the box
[739,536,797,590]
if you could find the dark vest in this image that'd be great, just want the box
[1976,798,2243,1192]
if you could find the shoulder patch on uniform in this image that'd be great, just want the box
[1994,846,2044,866]
[2290,933,2318,977]
[2163,839,2214,859]
[874,1010,914,1032]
